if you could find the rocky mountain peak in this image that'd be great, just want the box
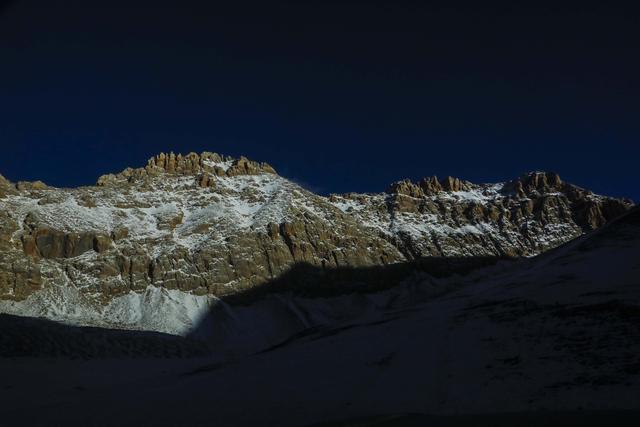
[386,175,473,196]
[386,179,425,197]
[0,174,15,198]
[418,176,443,194]
[507,171,564,197]
[0,174,48,198]
[386,172,568,198]
[96,151,277,187]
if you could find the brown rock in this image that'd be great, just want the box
[96,174,118,187]
[418,176,443,194]
[510,171,564,196]
[20,226,113,259]
[1,259,42,299]
[93,235,112,253]
[111,227,129,241]
[0,174,17,198]
[157,211,184,230]
[99,151,277,185]
[16,180,48,191]
[77,194,97,208]
[441,176,469,192]
[197,173,216,188]
[226,156,277,176]
[386,180,424,198]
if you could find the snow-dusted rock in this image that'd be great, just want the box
[0,153,633,334]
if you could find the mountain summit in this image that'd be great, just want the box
[95,151,278,187]
[0,152,633,334]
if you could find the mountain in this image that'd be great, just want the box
[0,151,633,334]
[180,206,639,425]
[1,202,638,426]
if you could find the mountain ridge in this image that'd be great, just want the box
[1,151,634,208]
[0,151,634,334]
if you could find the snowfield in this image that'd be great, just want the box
[0,208,638,426]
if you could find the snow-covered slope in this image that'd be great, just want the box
[0,207,637,426]
[182,205,640,362]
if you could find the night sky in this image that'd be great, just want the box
[0,1,638,200]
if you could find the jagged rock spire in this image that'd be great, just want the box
[0,175,12,198]
[96,151,277,186]
[386,175,472,196]
[508,171,564,197]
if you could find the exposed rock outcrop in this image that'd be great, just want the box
[503,172,632,231]
[0,174,17,198]
[418,176,443,194]
[508,171,563,197]
[386,175,472,197]
[15,180,48,191]
[334,171,634,259]
[387,179,425,198]
[96,151,277,187]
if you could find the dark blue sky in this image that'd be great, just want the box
[0,1,638,200]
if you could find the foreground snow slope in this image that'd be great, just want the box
[1,208,638,427]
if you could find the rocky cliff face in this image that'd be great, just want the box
[331,171,632,259]
[0,152,633,333]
